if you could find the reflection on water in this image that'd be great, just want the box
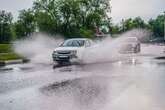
[40,76,109,110]
[0,32,165,110]
[0,56,165,110]
[39,57,165,110]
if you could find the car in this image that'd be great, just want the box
[150,37,165,44]
[52,38,93,64]
[119,37,141,54]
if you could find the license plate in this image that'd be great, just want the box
[59,56,69,58]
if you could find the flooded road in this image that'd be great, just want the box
[0,44,165,110]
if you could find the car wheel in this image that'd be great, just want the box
[57,61,64,65]
[134,46,139,53]
[137,46,141,52]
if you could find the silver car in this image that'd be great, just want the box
[119,37,141,54]
[52,38,93,64]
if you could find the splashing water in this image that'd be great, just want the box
[82,29,151,64]
[13,29,151,65]
[13,33,64,64]
[7,29,165,110]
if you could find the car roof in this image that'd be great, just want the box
[66,38,91,41]
[124,37,138,41]
[125,37,138,39]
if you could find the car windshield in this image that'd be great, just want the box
[61,40,85,47]
[125,37,138,42]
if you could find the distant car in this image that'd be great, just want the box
[52,38,93,64]
[119,37,141,54]
[150,37,165,43]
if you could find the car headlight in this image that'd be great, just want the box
[132,44,137,48]
[53,51,58,55]
[71,50,77,55]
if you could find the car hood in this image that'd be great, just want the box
[122,42,138,46]
[54,47,83,51]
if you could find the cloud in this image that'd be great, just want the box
[111,0,165,23]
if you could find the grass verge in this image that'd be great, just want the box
[0,53,23,61]
[0,44,23,62]
[0,44,12,53]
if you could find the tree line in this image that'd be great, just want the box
[0,0,164,43]
[110,15,164,38]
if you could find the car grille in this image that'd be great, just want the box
[57,51,71,54]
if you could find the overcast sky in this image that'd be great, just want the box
[111,0,165,23]
[0,0,164,23]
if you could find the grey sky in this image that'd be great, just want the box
[0,0,164,23]
[0,0,33,20]
[111,0,165,23]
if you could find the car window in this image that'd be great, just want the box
[61,40,85,47]
[85,40,91,47]
[125,37,138,42]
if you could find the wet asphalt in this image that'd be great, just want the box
[0,44,165,110]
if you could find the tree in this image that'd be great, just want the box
[148,14,164,38]
[14,9,36,39]
[120,17,146,33]
[58,0,81,36]
[0,10,13,43]
[122,18,133,31]
[111,24,120,35]
[132,17,146,28]
[35,12,57,34]
[33,0,111,38]
[33,0,60,35]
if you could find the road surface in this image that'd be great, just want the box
[0,44,165,110]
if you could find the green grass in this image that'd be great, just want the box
[0,44,23,61]
[0,44,13,53]
[0,53,22,61]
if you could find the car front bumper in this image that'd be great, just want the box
[119,45,139,54]
[52,53,78,62]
